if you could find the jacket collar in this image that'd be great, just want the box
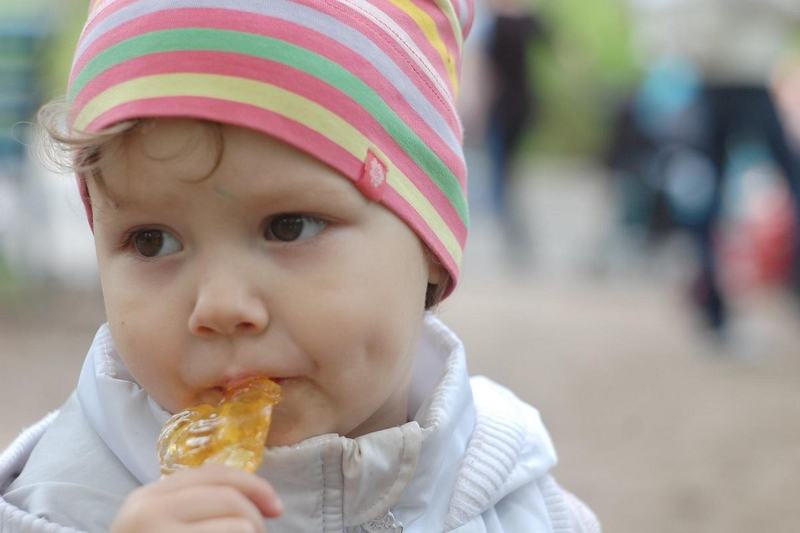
[76,313,477,531]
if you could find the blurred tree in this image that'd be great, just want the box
[523,0,640,157]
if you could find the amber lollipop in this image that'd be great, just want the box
[157,377,282,475]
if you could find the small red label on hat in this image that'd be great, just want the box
[357,149,388,202]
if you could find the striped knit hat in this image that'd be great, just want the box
[68,0,474,294]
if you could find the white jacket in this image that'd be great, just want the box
[0,315,600,532]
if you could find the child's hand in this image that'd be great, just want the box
[110,464,283,533]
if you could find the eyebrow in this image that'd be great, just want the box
[244,173,368,209]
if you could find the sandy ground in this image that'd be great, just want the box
[2,163,799,532]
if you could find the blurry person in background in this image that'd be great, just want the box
[483,0,548,267]
[627,0,800,340]
[603,58,705,253]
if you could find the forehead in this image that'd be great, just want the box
[95,119,361,207]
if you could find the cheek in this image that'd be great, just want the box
[289,262,425,400]
[298,233,428,369]
[99,264,187,409]
[102,271,172,356]
[294,257,422,351]
[99,253,187,339]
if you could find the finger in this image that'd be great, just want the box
[188,517,263,533]
[153,465,283,518]
[161,485,265,528]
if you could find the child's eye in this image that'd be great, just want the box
[263,214,327,242]
[130,229,183,258]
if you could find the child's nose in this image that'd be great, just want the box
[188,276,268,337]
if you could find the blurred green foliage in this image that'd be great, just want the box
[0,0,88,98]
[0,253,17,291]
[40,1,90,97]
[0,0,51,17]
[527,0,640,157]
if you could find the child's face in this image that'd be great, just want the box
[90,119,440,445]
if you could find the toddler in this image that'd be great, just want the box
[0,1,600,532]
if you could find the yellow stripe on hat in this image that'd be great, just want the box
[388,0,459,96]
[74,72,463,266]
[432,0,464,50]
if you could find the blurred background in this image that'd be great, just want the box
[2,0,800,531]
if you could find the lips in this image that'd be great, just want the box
[218,375,291,392]
[223,374,263,389]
